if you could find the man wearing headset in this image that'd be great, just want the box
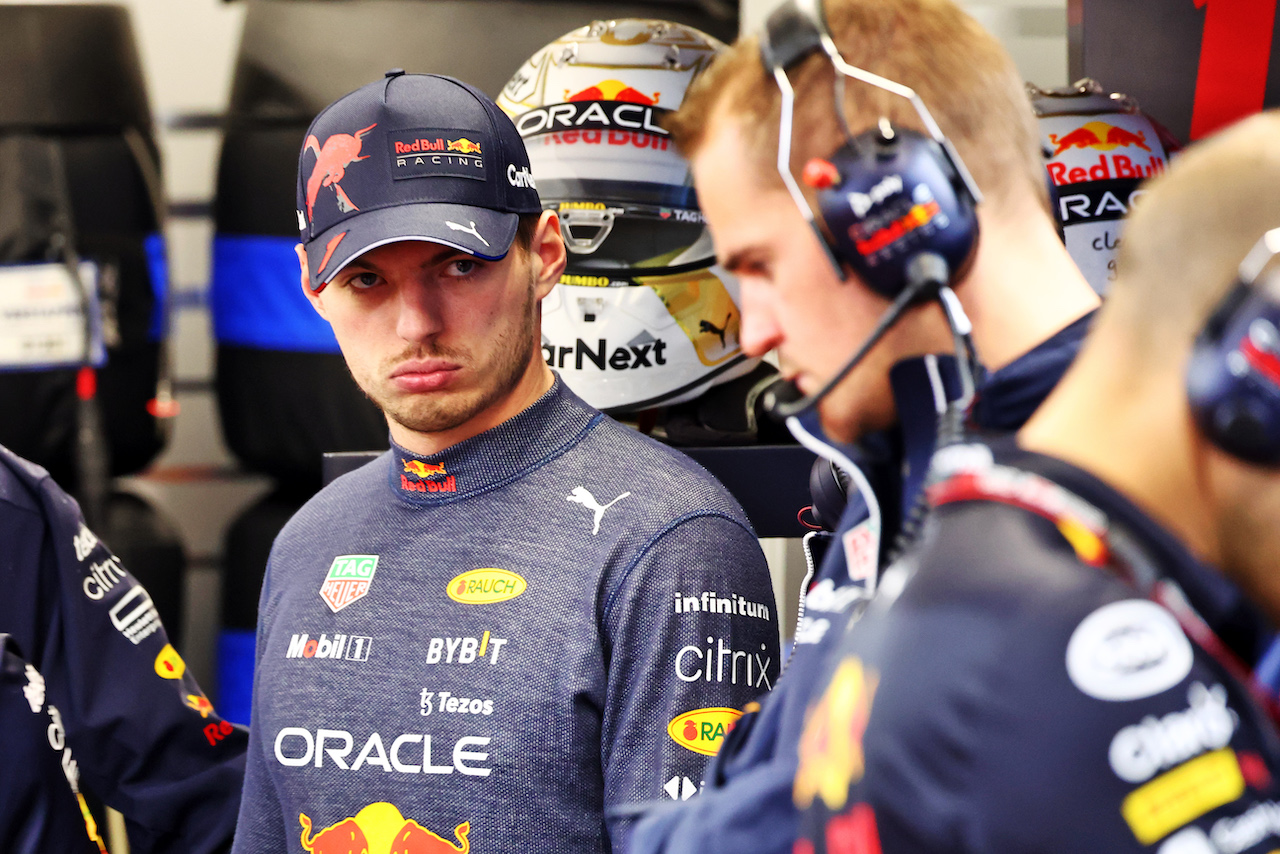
[629,0,1099,852]
[798,109,1280,853]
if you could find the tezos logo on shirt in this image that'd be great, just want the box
[319,555,379,613]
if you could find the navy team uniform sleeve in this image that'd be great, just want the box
[0,449,246,854]
[599,512,780,854]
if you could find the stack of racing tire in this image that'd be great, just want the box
[0,4,186,648]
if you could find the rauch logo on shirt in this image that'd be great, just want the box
[667,707,742,756]
[447,568,526,604]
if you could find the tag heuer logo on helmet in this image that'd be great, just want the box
[319,555,379,613]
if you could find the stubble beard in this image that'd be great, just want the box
[369,279,539,436]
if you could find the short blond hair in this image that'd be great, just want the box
[1104,112,1280,352]
[668,0,1045,215]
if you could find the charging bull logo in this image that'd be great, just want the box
[447,138,482,154]
[300,803,470,854]
[566,79,659,105]
[304,123,378,219]
[1049,121,1152,156]
[793,656,879,812]
[404,460,448,479]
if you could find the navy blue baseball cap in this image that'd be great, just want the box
[297,70,543,291]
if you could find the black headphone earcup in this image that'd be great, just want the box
[808,457,851,531]
[1187,311,1280,465]
[814,128,979,299]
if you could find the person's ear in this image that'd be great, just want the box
[530,210,566,300]
[297,244,328,319]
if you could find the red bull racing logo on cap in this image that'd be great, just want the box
[319,554,379,613]
[389,128,487,182]
[304,123,377,221]
[447,568,526,604]
[300,803,470,854]
[667,707,743,756]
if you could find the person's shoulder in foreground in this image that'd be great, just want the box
[798,110,1280,853]
[0,443,246,854]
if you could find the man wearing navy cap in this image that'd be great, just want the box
[230,71,779,854]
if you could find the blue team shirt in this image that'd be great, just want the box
[231,378,780,854]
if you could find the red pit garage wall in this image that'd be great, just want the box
[1069,0,1280,143]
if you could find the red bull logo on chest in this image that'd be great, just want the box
[319,554,379,613]
[401,459,457,494]
[300,803,470,854]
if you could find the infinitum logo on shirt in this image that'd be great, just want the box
[319,555,379,613]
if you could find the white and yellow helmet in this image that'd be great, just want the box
[497,18,759,412]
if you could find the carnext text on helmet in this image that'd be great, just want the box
[543,338,669,372]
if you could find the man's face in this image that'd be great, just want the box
[691,115,933,443]
[302,232,557,451]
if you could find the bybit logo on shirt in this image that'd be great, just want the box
[425,631,507,665]
[447,569,526,604]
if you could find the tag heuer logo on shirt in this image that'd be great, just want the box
[319,555,379,613]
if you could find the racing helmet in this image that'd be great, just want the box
[1027,78,1182,297]
[497,19,760,412]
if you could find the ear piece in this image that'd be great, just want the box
[812,125,980,298]
[1187,229,1280,465]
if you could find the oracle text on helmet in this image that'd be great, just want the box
[515,101,669,137]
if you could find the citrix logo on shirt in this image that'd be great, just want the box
[76,524,164,644]
[675,637,772,690]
